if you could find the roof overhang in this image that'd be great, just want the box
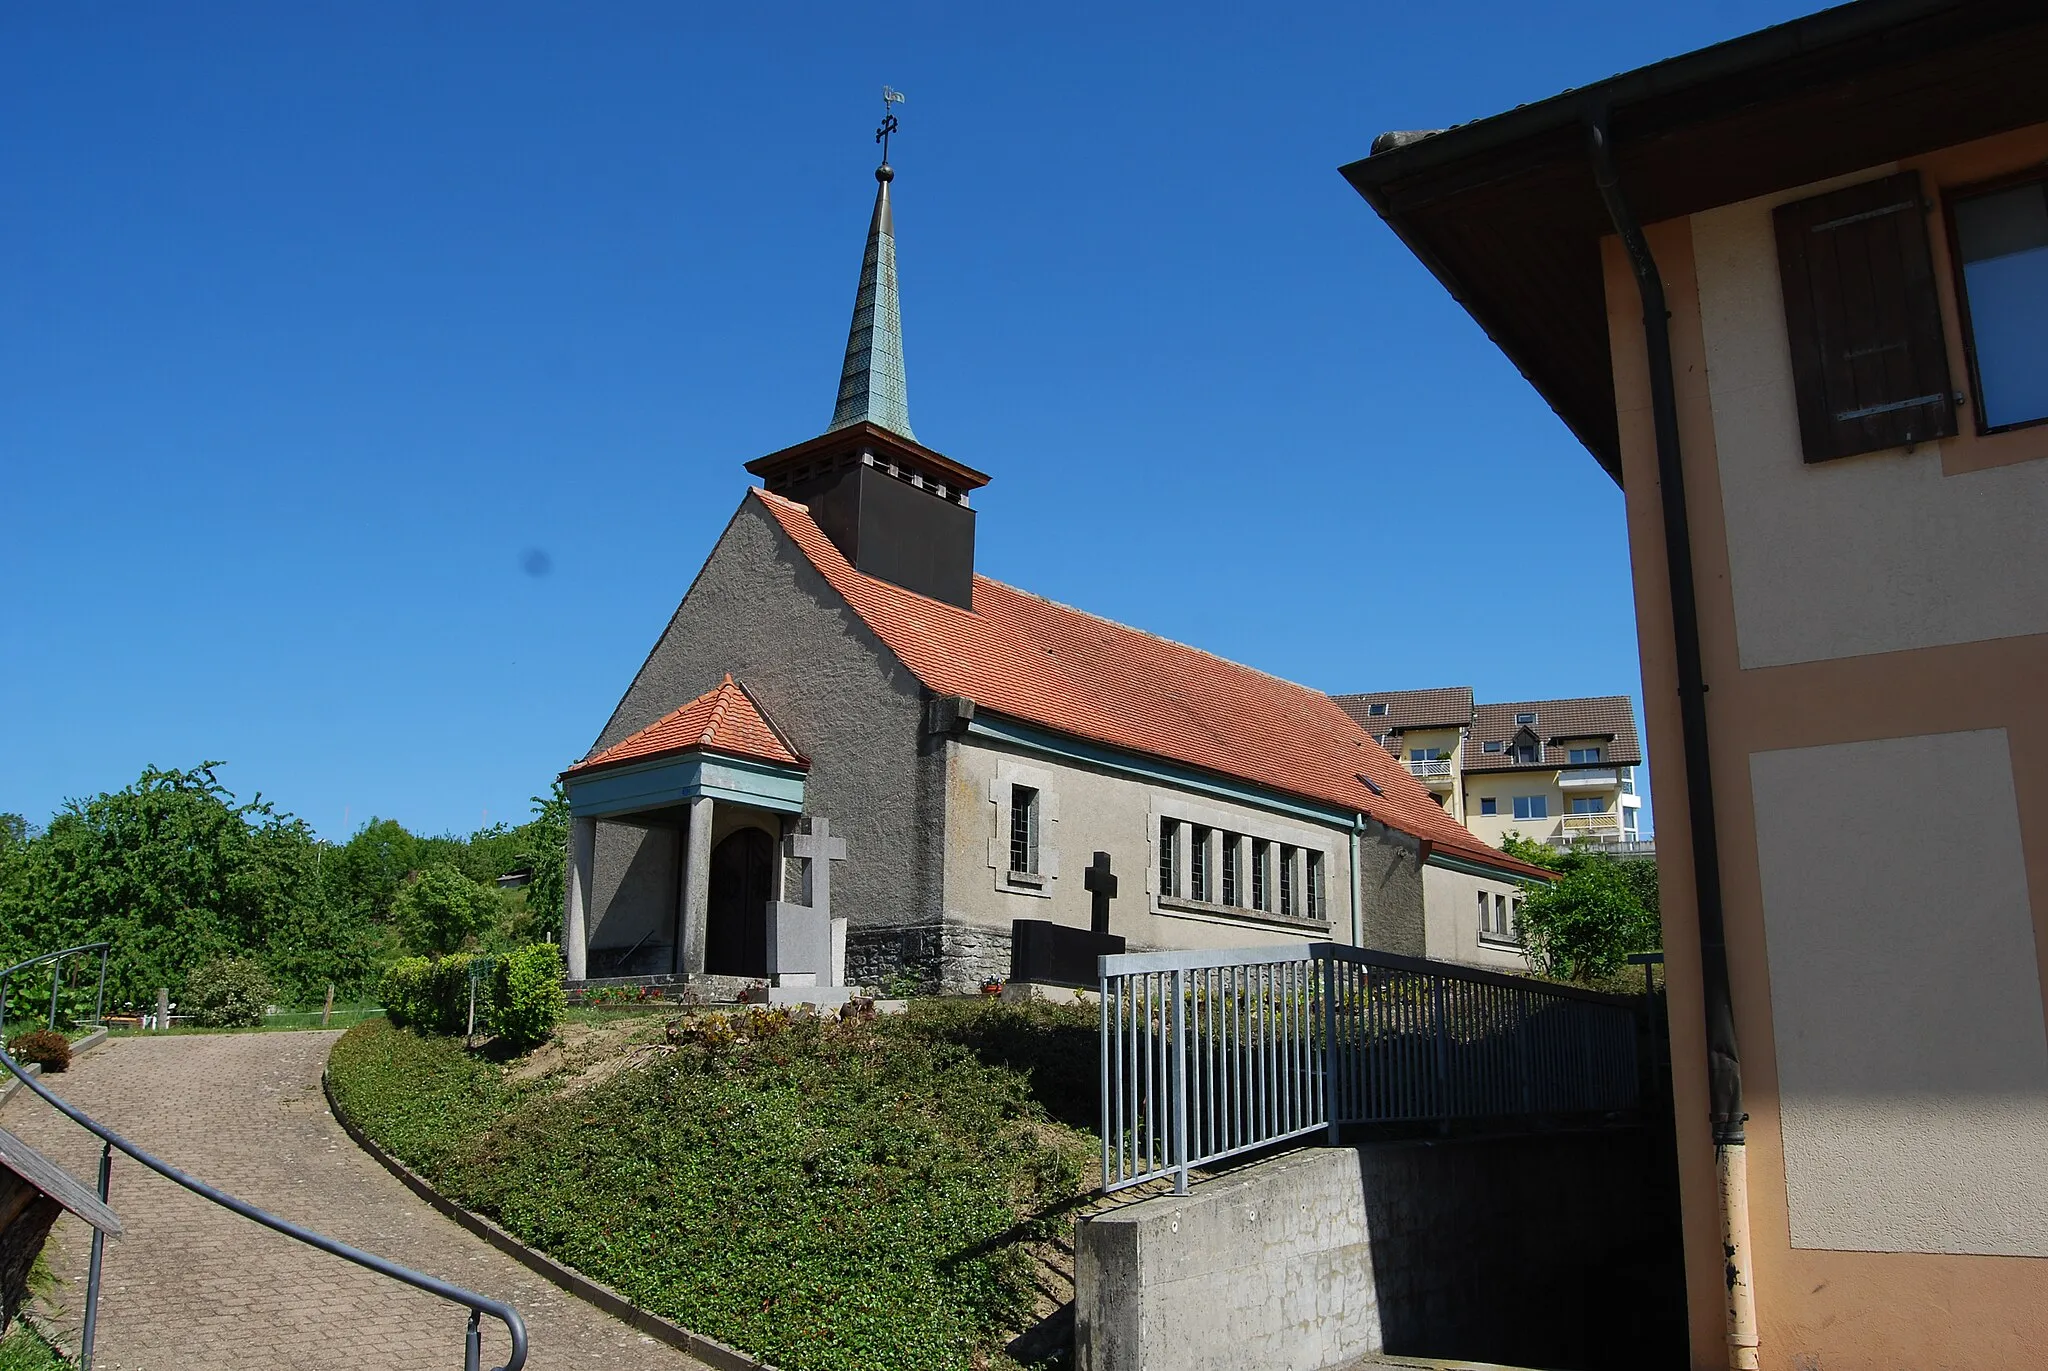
[746,420,991,496]
[563,750,807,820]
[1340,0,2048,484]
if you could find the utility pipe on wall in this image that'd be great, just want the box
[1587,110,1758,1371]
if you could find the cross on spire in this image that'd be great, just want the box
[829,87,915,440]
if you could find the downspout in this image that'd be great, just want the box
[1588,111,1757,1371]
[1348,815,1365,947]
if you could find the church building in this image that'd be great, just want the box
[558,143,1548,995]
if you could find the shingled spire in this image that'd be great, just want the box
[828,105,914,440]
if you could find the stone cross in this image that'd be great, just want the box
[786,816,849,918]
[1084,850,1118,935]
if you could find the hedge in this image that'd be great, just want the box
[380,945,563,1046]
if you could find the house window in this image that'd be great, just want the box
[1510,898,1522,933]
[1512,742,1540,764]
[1306,851,1324,921]
[1567,746,1602,765]
[1479,798,1498,816]
[1492,893,1510,938]
[1476,890,1489,929]
[1514,712,1537,725]
[1512,796,1548,821]
[1008,786,1040,875]
[1950,175,2048,432]
[1624,809,1639,837]
[1619,767,1635,795]
[1774,171,1957,461]
[1190,826,1212,903]
[1571,796,1607,815]
[1279,845,1297,917]
[1251,839,1270,911]
[1159,818,1179,898]
[1481,740,1504,754]
[1221,833,1240,906]
[1367,702,1388,717]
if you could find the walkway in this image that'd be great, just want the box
[0,1031,710,1371]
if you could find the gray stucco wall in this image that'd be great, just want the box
[582,495,942,970]
[1354,827,1426,958]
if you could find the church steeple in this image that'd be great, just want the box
[828,96,914,441]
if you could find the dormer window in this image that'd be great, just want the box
[1514,711,1537,725]
[1368,702,1388,717]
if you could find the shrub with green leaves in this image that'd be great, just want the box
[6,1029,70,1073]
[1508,843,1661,983]
[392,864,500,956]
[184,955,274,1028]
[490,943,564,1048]
[379,956,432,1030]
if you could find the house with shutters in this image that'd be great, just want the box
[556,147,1548,999]
[1342,1,2048,1366]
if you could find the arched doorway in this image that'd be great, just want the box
[705,827,774,977]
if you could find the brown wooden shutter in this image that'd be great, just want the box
[1773,172,1957,462]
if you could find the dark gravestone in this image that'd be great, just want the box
[1010,920,1126,989]
[1083,850,1118,935]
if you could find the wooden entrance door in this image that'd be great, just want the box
[705,827,774,977]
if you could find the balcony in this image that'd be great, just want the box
[1560,814,1623,839]
[1404,757,1455,789]
[1556,766,1620,789]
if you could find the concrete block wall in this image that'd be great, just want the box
[1074,1148,1381,1371]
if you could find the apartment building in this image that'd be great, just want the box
[1332,688,1647,854]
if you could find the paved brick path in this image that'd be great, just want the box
[1,1031,711,1371]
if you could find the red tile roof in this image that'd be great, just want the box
[566,674,806,775]
[751,490,1548,881]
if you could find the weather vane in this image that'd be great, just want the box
[876,86,905,163]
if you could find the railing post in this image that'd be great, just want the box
[466,1308,483,1371]
[93,948,108,1026]
[1172,966,1190,1196]
[1098,964,1113,1192]
[1321,950,1340,1143]
[81,1140,111,1370]
[49,959,62,1031]
[1430,972,1450,1130]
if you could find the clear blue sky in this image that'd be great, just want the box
[1,1,1823,840]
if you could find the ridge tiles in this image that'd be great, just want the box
[568,674,806,775]
[749,489,1549,881]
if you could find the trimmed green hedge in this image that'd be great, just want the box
[327,1001,1096,1371]
[380,945,561,1045]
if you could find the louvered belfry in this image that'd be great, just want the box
[747,154,989,609]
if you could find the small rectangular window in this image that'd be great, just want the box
[1567,746,1602,764]
[1159,818,1179,898]
[1190,826,1211,903]
[1571,796,1607,815]
[1515,712,1537,725]
[1368,702,1387,716]
[1512,796,1548,821]
[1624,809,1639,836]
[1221,832,1240,906]
[1251,838,1269,911]
[1306,851,1324,921]
[1479,797,1497,816]
[1619,767,1635,794]
[1510,898,1522,934]
[1481,740,1504,754]
[1279,844,1297,917]
[1512,743,1540,764]
[1493,893,1508,936]
[1476,889,1489,928]
[1951,176,2048,432]
[1009,786,1039,874]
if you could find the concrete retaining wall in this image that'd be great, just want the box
[1075,1131,1684,1371]
[1074,1148,1380,1371]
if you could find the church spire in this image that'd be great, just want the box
[828,89,915,441]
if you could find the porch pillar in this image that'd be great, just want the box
[565,816,596,981]
[678,796,713,978]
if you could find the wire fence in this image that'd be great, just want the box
[1100,942,1642,1194]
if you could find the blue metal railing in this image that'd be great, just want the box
[0,944,527,1370]
[1099,942,1642,1194]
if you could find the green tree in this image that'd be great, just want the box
[513,784,569,939]
[392,864,501,956]
[1502,835,1661,982]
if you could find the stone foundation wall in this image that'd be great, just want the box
[845,919,1014,994]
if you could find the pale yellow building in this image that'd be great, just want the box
[1345,2,2048,1367]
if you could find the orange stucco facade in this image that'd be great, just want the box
[1605,122,2048,1371]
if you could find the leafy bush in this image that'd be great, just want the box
[1511,847,1661,982]
[379,956,432,1030]
[490,943,564,1048]
[381,952,523,1038]
[393,864,501,956]
[7,1029,71,1073]
[327,1000,1096,1371]
[184,956,274,1028]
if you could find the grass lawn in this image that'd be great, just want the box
[327,999,1098,1371]
[0,1325,69,1370]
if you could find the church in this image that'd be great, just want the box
[558,140,1548,996]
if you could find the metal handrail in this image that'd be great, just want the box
[1099,941,1643,1196]
[0,941,111,1032]
[0,950,527,1371]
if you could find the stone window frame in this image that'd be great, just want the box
[1147,796,1333,932]
[988,761,1060,898]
